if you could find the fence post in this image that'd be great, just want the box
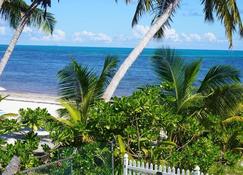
[123,154,128,175]
[2,156,20,175]
[111,140,115,175]
[192,165,200,175]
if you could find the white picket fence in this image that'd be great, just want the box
[123,154,207,175]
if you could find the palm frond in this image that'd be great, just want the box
[58,59,97,105]
[201,0,243,47]
[28,7,56,34]
[1,0,56,33]
[58,57,117,122]
[0,113,18,119]
[150,0,179,39]
[130,0,179,38]
[0,95,9,102]
[182,60,202,98]
[95,56,118,98]
[202,0,214,22]
[59,100,81,123]
[132,0,153,27]
[31,0,60,17]
[178,93,206,113]
[1,0,24,29]
[222,116,243,124]
[198,65,240,94]
[151,48,185,106]
[203,84,243,116]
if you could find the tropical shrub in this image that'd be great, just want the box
[50,56,118,146]
[88,85,243,173]
[152,48,243,116]
[0,132,40,172]
[0,52,242,174]
[0,108,51,172]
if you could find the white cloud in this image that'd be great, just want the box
[164,28,181,42]
[73,30,112,43]
[203,32,217,42]
[23,26,33,33]
[132,26,217,43]
[0,26,6,35]
[133,25,149,38]
[181,33,202,42]
[162,28,218,43]
[31,29,66,42]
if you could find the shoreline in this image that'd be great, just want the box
[0,91,61,116]
[0,91,59,104]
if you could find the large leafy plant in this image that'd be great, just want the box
[52,56,118,146]
[151,48,243,116]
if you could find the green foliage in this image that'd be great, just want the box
[88,86,243,172]
[125,0,243,47]
[0,54,242,174]
[0,108,52,172]
[71,143,112,174]
[201,0,243,47]
[0,132,40,172]
[53,56,118,146]
[19,107,49,131]
[0,119,21,135]
[1,0,56,33]
[151,48,243,116]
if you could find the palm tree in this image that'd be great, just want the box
[0,0,58,10]
[0,0,4,9]
[102,0,243,101]
[151,48,243,116]
[0,0,56,76]
[55,56,118,144]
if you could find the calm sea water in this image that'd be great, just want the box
[0,45,242,96]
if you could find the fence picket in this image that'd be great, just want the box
[146,162,149,169]
[150,163,153,170]
[168,167,172,173]
[123,154,207,175]
[172,167,176,174]
[154,164,158,172]
[163,166,166,173]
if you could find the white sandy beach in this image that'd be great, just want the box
[0,92,61,150]
[0,92,61,116]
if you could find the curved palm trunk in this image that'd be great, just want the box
[102,1,179,102]
[0,0,4,9]
[0,1,39,77]
[0,18,27,76]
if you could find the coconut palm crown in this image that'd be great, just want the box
[102,0,243,102]
[1,0,55,33]
[152,48,243,116]
[125,0,243,47]
[0,0,56,77]
[57,56,118,125]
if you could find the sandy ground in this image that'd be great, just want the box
[0,92,61,150]
[0,92,61,116]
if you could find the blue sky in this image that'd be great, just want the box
[0,0,243,50]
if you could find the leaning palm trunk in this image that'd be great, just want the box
[0,1,39,76]
[0,17,27,76]
[0,0,4,9]
[102,1,179,102]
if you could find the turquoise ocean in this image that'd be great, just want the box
[0,45,242,96]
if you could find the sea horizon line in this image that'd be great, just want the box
[0,44,243,52]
